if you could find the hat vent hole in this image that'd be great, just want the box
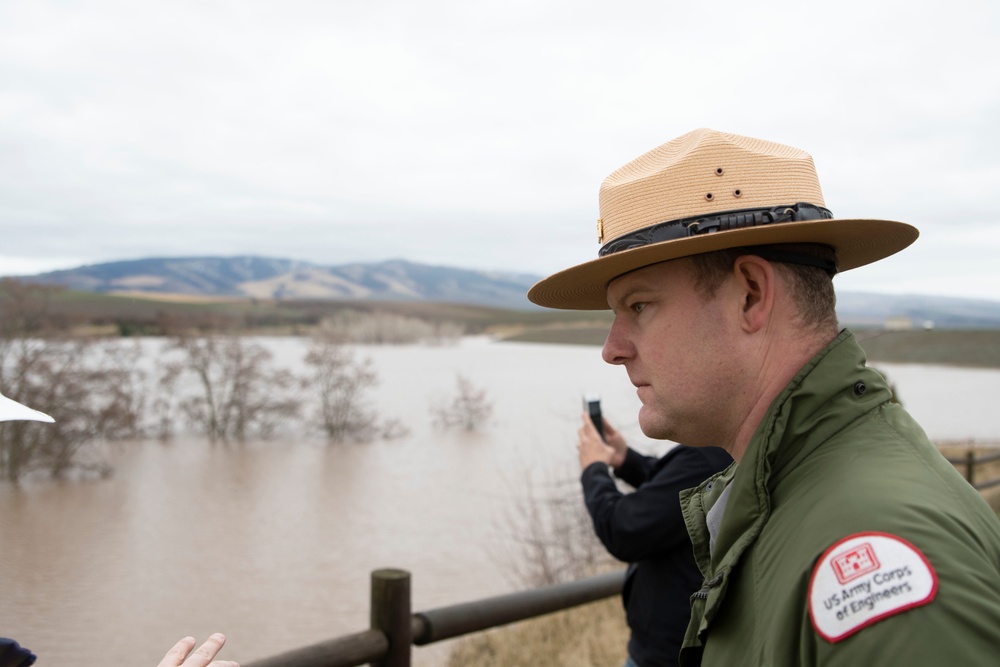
[705,192,714,201]
[715,167,724,176]
[733,189,742,197]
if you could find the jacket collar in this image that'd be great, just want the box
[680,329,895,657]
[711,329,893,564]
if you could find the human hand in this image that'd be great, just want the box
[578,412,626,469]
[600,418,628,467]
[157,634,238,667]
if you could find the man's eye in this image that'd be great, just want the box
[631,302,646,314]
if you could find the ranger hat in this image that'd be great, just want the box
[527,128,918,310]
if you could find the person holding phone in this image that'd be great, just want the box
[534,129,1000,666]
[577,411,730,667]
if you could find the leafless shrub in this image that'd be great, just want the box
[0,281,144,481]
[431,374,493,431]
[493,466,616,587]
[302,333,408,442]
[157,334,300,440]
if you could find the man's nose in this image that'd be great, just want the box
[602,319,631,365]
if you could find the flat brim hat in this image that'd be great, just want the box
[0,392,54,423]
[528,128,919,310]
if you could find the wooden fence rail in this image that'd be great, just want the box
[944,448,1000,490]
[244,447,996,667]
[244,568,625,667]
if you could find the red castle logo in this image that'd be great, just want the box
[831,542,880,585]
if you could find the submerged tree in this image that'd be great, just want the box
[157,334,300,440]
[431,374,493,431]
[302,333,407,442]
[0,280,143,481]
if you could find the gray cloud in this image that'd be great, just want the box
[1,0,998,300]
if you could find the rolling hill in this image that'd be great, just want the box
[16,256,540,310]
[9,255,1000,327]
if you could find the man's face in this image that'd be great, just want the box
[602,258,741,448]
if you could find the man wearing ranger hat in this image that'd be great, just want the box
[528,129,1000,666]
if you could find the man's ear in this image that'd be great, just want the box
[732,255,775,334]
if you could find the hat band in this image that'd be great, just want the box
[598,202,834,257]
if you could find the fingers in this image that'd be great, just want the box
[158,637,197,667]
[578,415,615,468]
[579,411,600,439]
[604,421,627,450]
[578,413,610,449]
[187,634,231,667]
[158,634,238,667]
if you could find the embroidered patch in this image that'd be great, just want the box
[808,532,937,642]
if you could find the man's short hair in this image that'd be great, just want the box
[689,243,839,331]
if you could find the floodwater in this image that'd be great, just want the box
[0,336,996,667]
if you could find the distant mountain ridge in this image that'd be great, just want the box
[10,255,1000,326]
[16,256,542,310]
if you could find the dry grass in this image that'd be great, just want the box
[106,290,250,303]
[446,597,628,667]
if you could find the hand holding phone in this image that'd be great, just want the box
[583,393,605,442]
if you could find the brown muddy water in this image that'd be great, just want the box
[0,337,996,666]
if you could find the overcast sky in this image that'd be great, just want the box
[1,0,998,301]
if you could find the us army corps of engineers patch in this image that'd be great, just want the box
[808,532,938,642]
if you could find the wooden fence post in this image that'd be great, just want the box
[370,569,412,667]
[966,449,976,486]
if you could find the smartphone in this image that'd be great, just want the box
[583,393,605,441]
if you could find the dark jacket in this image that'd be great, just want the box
[582,444,732,667]
[0,639,35,667]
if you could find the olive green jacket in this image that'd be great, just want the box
[679,330,1000,666]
